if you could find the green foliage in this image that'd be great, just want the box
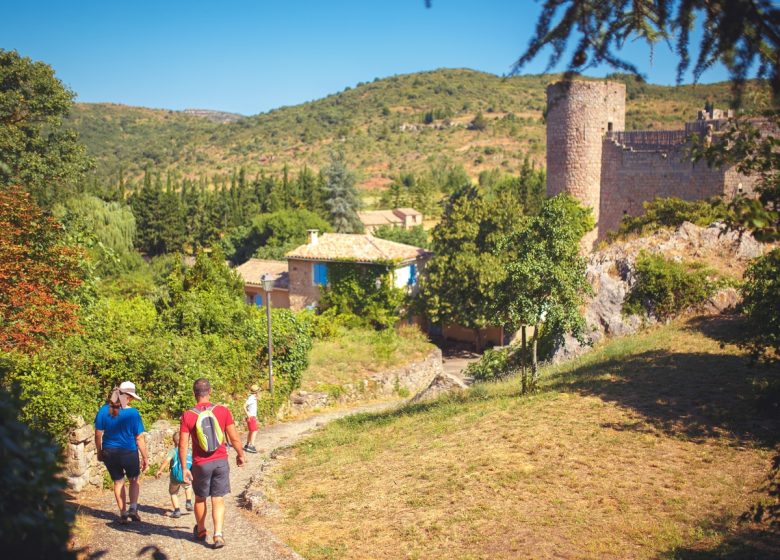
[0,380,74,559]
[372,225,429,249]
[418,184,522,345]
[613,197,731,239]
[465,346,517,382]
[223,209,331,264]
[623,252,720,320]
[323,151,363,233]
[470,111,488,131]
[740,248,780,362]
[318,263,406,330]
[0,49,91,207]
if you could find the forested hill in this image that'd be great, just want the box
[67,69,768,188]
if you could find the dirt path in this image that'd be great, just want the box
[73,400,400,560]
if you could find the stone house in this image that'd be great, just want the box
[285,230,431,310]
[358,207,423,233]
[234,258,290,309]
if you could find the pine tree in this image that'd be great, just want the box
[322,151,363,233]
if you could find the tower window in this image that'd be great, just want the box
[607,122,614,132]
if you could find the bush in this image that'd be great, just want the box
[613,197,731,239]
[0,384,74,558]
[741,248,780,362]
[373,225,430,249]
[623,252,720,320]
[465,347,518,382]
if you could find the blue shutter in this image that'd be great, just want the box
[313,263,329,286]
[254,293,264,307]
[408,263,417,286]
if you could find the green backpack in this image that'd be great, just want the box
[190,405,225,453]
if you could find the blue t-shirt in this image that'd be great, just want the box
[94,404,145,450]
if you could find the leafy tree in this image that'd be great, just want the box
[613,197,732,239]
[418,184,521,350]
[741,248,780,362]
[323,151,363,233]
[0,49,91,207]
[512,0,780,100]
[0,186,85,353]
[496,195,594,391]
[223,209,331,264]
[373,224,430,249]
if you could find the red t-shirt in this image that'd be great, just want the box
[180,402,234,465]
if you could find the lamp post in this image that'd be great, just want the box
[261,273,275,397]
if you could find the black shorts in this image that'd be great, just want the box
[102,448,140,481]
[191,459,230,498]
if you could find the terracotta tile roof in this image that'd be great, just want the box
[286,233,431,264]
[395,207,422,216]
[357,210,403,227]
[234,259,289,290]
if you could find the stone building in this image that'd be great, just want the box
[358,207,423,233]
[546,79,757,249]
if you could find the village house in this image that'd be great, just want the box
[235,230,431,312]
[357,207,423,233]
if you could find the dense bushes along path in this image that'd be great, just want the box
[72,401,398,559]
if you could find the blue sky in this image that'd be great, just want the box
[2,1,730,115]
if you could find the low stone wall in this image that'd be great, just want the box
[284,347,443,415]
[65,418,177,493]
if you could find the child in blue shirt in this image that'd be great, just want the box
[155,431,193,518]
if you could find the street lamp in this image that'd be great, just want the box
[261,273,275,397]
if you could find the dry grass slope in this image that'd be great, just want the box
[264,316,780,560]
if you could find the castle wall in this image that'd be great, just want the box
[599,142,758,237]
[546,81,626,250]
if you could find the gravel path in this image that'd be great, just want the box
[73,401,399,560]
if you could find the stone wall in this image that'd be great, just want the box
[284,347,443,414]
[287,259,320,311]
[65,418,178,493]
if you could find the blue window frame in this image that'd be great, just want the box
[313,262,328,286]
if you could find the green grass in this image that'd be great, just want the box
[266,316,780,559]
[301,324,434,392]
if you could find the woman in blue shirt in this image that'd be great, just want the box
[95,381,148,523]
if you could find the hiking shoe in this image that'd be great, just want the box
[213,535,225,549]
[171,508,182,519]
[245,444,258,454]
[119,512,130,524]
[185,500,193,512]
[128,509,141,522]
[193,525,207,541]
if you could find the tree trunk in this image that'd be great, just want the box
[473,328,482,352]
[520,325,527,394]
[531,323,540,390]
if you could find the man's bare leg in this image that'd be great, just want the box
[194,496,208,532]
[211,496,225,536]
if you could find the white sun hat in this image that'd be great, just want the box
[119,381,142,401]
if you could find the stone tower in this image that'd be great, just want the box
[546,80,626,250]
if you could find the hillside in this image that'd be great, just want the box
[67,69,771,188]
[256,317,780,559]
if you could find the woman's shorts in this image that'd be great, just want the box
[246,416,258,432]
[102,448,140,481]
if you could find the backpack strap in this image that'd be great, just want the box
[189,407,202,415]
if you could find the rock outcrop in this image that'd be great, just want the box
[552,222,765,362]
[411,372,468,402]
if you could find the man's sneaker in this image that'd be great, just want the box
[185,500,193,512]
[119,512,130,524]
[171,508,182,519]
[128,508,141,522]
[245,444,258,454]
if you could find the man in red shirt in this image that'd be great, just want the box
[180,378,246,549]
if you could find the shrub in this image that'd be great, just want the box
[466,347,518,382]
[741,248,780,362]
[623,252,720,320]
[0,383,74,558]
[613,197,731,239]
